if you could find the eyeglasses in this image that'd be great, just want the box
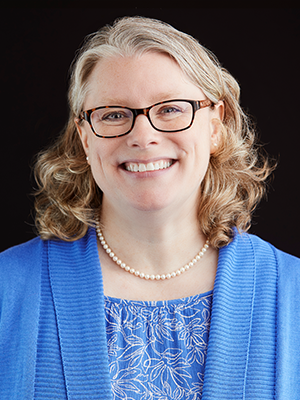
[78,99,213,138]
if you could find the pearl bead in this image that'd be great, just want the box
[96,219,210,281]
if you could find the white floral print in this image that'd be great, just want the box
[104,291,212,400]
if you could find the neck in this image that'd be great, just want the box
[98,197,207,276]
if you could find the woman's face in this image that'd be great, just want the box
[77,52,223,217]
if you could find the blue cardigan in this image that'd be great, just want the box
[0,228,300,399]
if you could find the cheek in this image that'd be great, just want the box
[193,147,210,183]
[184,125,212,162]
[88,142,119,187]
[90,149,107,179]
[88,137,111,165]
[185,131,212,182]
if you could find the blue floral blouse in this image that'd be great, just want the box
[104,290,213,400]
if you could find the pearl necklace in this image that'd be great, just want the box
[96,220,209,281]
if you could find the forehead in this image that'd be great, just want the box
[84,52,204,108]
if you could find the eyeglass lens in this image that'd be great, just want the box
[90,101,194,137]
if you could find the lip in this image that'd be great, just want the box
[120,157,175,165]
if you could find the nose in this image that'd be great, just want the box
[126,114,161,148]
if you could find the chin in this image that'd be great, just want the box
[131,200,171,213]
[127,192,175,213]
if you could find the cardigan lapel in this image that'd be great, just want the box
[202,233,277,399]
[48,228,112,400]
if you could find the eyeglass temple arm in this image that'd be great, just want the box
[198,99,214,109]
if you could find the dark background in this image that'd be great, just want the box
[1,7,299,256]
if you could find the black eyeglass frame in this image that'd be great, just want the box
[78,99,214,139]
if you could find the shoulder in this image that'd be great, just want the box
[0,228,96,274]
[232,231,300,265]
[247,233,300,269]
[232,232,300,285]
[0,237,44,269]
[0,237,45,296]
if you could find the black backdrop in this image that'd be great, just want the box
[1,7,299,256]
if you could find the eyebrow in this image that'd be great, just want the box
[95,92,187,107]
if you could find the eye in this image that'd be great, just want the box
[159,105,183,115]
[92,108,132,125]
[154,102,188,120]
[101,111,130,122]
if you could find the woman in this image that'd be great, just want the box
[0,16,299,400]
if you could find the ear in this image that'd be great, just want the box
[214,100,225,121]
[210,101,224,155]
[75,118,90,159]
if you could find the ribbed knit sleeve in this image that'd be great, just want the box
[276,248,300,399]
[0,238,43,400]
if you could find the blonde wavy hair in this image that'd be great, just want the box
[33,16,274,248]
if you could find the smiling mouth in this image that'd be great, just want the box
[124,160,174,172]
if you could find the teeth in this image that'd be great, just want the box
[125,160,172,172]
[139,164,147,172]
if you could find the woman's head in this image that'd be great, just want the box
[75,50,224,223]
[33,16,273,247]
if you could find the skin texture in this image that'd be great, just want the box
[76,52,223,300]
